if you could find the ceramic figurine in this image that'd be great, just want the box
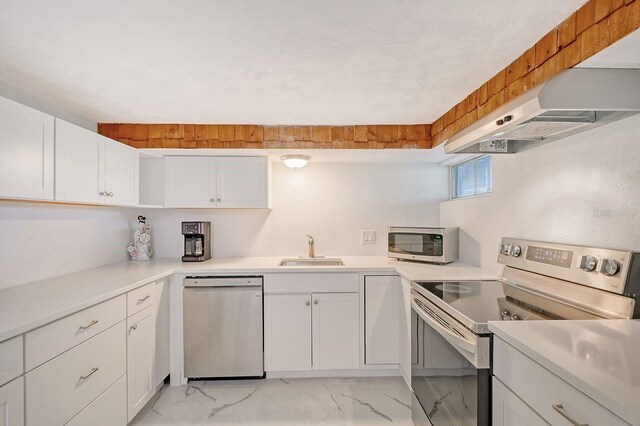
[128,215,153,261]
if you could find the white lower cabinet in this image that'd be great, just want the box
[65,375,127,426]
[0,377,24,426]
[154,278,170,387]
[493,378,547,426]
[264,291,359,372]
[364,276,399,365]
[493,337,629,426]
[312,293,359,370]
[264,294,312,372]
[127,306,156,422]
[397,278,412,385]
[25,322,126,426]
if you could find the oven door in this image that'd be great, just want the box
[410,289,491,426]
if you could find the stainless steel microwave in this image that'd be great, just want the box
[387,227,459,264]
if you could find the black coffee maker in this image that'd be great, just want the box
[181,221,211,262]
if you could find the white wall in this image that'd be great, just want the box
[440,114,640,275]
[0,203,132,289]
[144,162,449,258]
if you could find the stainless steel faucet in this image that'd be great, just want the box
[306,235,315,258]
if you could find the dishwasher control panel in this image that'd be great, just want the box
[184,276,263,287]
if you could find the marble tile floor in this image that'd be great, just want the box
[132,377,414,425]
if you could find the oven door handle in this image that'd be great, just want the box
[411,300,477,355]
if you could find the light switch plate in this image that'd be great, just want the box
[361,230,376,244]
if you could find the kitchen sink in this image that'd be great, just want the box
[278,258,345,266]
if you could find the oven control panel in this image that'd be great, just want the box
[498,238,634,295]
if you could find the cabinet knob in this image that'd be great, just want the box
[313,300,318,305]
[99,191,105,196]
[210,198,215,203]
[305,301,310,306]
[217,198,222,203]
[129,324,138,332]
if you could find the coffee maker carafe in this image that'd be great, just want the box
[181,221,211,262]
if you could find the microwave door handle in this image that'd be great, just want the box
[411,300,477,354]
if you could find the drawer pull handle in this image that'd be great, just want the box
[552,404,588,426]
[78,319,99,330]
[137,295,150,304]
[130,324,138,332]
[79,367,99,381]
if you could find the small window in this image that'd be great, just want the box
[451,155,492,199]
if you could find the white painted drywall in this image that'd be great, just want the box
[0,80,96,131]
[143,162,449,258]
[0,203,132,289]
[440,114,640,275]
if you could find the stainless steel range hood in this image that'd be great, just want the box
[444,69,640,154]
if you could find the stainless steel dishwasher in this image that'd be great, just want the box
[183,276,264,379]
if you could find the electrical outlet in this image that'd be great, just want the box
[361,230,376,244]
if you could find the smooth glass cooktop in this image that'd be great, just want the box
[413,280,508,324]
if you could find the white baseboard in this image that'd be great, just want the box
[266,368,401,379]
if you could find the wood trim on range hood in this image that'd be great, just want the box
[98,0,639,151]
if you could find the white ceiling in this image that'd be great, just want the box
[0,0,587,125]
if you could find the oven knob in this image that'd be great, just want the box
[502,244,512,256]
[511,314,520,320]
[501,309,511,320]
[579,255,598,272]
[510,245,522,257]
[600,258,620,276]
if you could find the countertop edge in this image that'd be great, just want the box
[0,258,494,343]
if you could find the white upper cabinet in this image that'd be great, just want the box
[164,156,216,208]
[55,119,139,205]
[164,156,270,208]
[0,96,54,200]
[55,119,103,204]
[104,138,139,205]
[216,157,269,208]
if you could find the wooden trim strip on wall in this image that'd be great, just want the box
[430,0,639,147]
[99,0,638,151]
[98,124,432,149]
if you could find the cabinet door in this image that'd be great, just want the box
[398,278,412,385]
[264,294,312,372]
[0,377,24,426]
[493,378,548,426]
[127,306,156,421]
[365,276,399,365]
[164,156,216,207]
[216,157,269,208]
[312,293,359,370]
[54,118,103,203]
[0,97,54,200]
[104,138,139,205]
[154,278,170,388]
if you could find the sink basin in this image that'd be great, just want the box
[278,258,345,266]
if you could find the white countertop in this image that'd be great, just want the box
[0,256,494,342]
[489,320,640,426]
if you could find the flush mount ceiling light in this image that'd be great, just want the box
[281,155,310,169]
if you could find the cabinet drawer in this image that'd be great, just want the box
[494,337,629,426]
[0,336,23,387]
[26,322,126,426]
[65,375,127,426]
[25,295,126,371]
[264,273,358,293]
[127,283,155,316]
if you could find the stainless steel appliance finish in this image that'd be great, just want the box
[183,276,264,379]
[444,69,640,154]
[410,237,640,425]
[388,227,459,264]
[182,221,211,262]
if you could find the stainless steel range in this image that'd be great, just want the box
[410,237,640,426]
